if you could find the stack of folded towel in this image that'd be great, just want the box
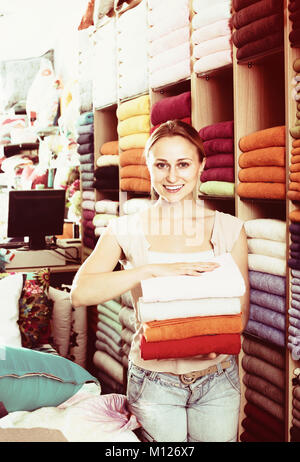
[138,253,245,360]
[93,18,117,108]
[117,0,148,100]
[81,190,97,249]
[244,218,286,347]
[77,111,94,192]
[199,120,235,197]
[192,0,232,74]
[288,221,300,360]
[147,0,191,89]
[93,298,124,393]
[237,126,286,200]
[240,336,285,442]
[289,58,300,141]
[117,94,151,193]
[93,199,119,238]
[232,0,284,61]
[93,140,119,191]
[289,0,300,47]
[290,385,300,441]
[150,91,192,134]
[119,291,136,369]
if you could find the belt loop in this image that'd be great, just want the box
[149,371,157,380]
[216,362,223,375]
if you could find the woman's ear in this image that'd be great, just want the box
[199,157,206,173]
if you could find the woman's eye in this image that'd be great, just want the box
[155,163,167,169]
[178,162,190,168]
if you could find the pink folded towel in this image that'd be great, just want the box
[194,49,232,74]
[151,91,191,125]
[193,35,231,59]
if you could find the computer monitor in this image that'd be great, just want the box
[7,189,66,250]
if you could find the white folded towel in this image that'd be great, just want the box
[138,297,241,323]
[244,218,286,242]
[141,253,246,302]
[192,3,231,29]
[247,238,286,260]
[248,254,286,277]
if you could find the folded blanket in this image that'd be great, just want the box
[249,303,285,331]
[204,154,234,169]
[120,165,150,179]
[100,141,119,155]
[290,163,300,173]
[199,120,234,140]
[119,148,146,167]
[78,142,94,155]
[289,181,300,192]
[149,26,190,56]
[203,138,234,155]
[77,123,94,135]
[141,254,245,303]
[80,153,94,164]
[81,172,94,181]
[116,95,150,121]
[81,180,94,190]
[143,313,243,342]
[243,374,284,406]
[96,330,123,356]
[94,165,119,179]
[96,155,119,169]
[118,306,136,333]
[97,322,122,346]
[249,270,285,296]
[291,222,300,234]
[245,388,284,421]
[239,126,285,151]
[238,166,286,183]
[82,200,95,211]
[140,333,241,360]
[138,297,241,323]
[236,31,283,61]
[193,35,231,59]
[232,14,283,49]
[95,200,119,214]
[82,209,95,221]
[248,254,286,276]
[80,162,94,172]
[77,132,94,145]
[238,147,285,167]
[93,213,116,227]
[290,209,300,222]
[150,91,191,125]
[119,133,150,150]
[120,177,151,192]
[287,190,300,201]
[245,218,286,241]
[237,182,285,199]
[200,167,234,182]
[199,180,235,196]
[117,115,150,137]
[95,340,122,364]
[82,190,96,201]
[193,49,232,73]
[191,18,231,45]
[246,318,285,347]
[93,351,123,384]
[247,238,285,260]
[242,335,285,369]
[232,0,282,29]
[244,403,284,439]
[242,352,285,389]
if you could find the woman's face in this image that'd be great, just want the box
[147,135,202,203]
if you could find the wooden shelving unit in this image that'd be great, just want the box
[80,0,300,442]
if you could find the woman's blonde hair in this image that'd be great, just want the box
[144,119,205,164]
[143,120,205,200]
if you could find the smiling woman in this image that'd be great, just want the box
[71,119,250,443]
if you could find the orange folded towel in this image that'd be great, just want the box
[290,172,300,182]
[120,177,151,192]
[290,209,300,222]
[287,190,300,201]
[289,182,300,192]
[100,141,119,155]
[239,126,285,152]
[120,165,150,179]
[237,182,285,199]
[238,166,285,183]
[119,148,146,167]
[238,147,285,168]
[143,314,243,342]
[292,147,300,156]
[290,163,300,173]
[293,139,300,148]
[292,155,300,164]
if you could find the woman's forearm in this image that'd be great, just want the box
[70,265,152,307]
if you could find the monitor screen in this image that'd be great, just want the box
[7,189,66,249]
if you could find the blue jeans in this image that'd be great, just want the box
[126,356,241,442]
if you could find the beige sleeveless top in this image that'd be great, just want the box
[109,210,244,374]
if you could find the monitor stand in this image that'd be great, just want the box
[29,235,47,250]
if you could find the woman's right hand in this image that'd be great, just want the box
[144,261,220,278]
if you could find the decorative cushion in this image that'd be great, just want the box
[18,268,53,348]
[0,345,99,413]
[0,273,24,347]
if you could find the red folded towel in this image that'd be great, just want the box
[199,121,234,141]
[236,32,283,61]
[140,333,241,360]
[233,14,283,49]
[232,0,282,30]
[200,167,234,182]
[151,91,191,126]
[233,0,263,12]
[204,153,234,169]
[203,138,234,156]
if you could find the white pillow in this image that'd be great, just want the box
[0,273,24,347]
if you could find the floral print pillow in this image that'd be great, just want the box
[17,268,54,348]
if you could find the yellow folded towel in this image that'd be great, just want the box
[117,115,150,137]
[117,95,150,121]
[119,133,150,151]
